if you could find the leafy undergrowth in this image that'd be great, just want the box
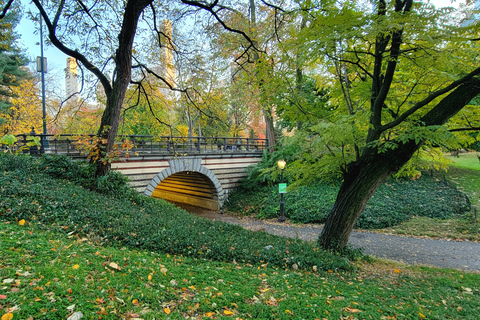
[226,174,470,229]
[1,222,480,319]
[0,154,349,272]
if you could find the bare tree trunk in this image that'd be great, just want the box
[94,0,153,177]
[319,143,417,249]
[249,0,276,152]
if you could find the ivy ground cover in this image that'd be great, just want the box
[1,221,480,319]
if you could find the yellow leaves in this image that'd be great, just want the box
[164,307,171,314]
[72,264,80,270]
[205,312,215,317]
[132,299,139,306]
[18,220,25,226]
[147,274,152,281]
[394,269,401,274]
[419,312,426,318]
[223,310,235,316]
[285,309,294,315]
[344,307,362,313]
[1,313,13,320]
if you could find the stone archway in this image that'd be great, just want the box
[144,158,224,210]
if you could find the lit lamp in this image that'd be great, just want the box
[277,159,286,222]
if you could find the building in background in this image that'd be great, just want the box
[65,57,79,104]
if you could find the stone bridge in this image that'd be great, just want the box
[112,153,263,210]
[15,133,267,211]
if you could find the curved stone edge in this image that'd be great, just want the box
[143,158,225,209]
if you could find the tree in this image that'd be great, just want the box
[0,0,29,134]
[280,0,480,250]
[2,74,42,134]
[0,0,267,176]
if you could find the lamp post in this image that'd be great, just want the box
[37,11,49,152]
[277,159,286,222]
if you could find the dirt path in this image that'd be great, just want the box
[177,204,480,272]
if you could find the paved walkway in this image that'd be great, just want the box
[188,209,480,272]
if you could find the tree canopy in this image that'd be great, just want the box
[0,0,29,134]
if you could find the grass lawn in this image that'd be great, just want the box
[383,152,480,241]
[2,221,480,319]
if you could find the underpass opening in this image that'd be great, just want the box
[151,171,220,210]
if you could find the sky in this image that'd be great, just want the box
[16,0,462,97]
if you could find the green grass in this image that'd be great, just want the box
[378,153,480,241]
[446,152,480,171]
[2,221,480,319]
[446,152,480,208]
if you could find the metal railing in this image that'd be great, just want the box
[11,132,268,156]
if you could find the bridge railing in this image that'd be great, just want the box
[11,133,268,156]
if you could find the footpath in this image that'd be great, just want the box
[189,209,480,272]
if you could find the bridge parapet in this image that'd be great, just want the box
[11,133,268,157]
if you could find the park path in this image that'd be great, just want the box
[185,207,480,272]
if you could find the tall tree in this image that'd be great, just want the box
[283,0,480,250]
[0,0,28,134]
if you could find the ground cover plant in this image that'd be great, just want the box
[383,152,480,241]
[226,174,470,229]
[1,221,480,319]
[0,154,350,272]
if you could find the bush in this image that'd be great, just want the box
[0,153,351,271]
[38,154,134,197]
[226,174,471,229]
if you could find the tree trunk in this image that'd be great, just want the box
[263,108,276,152]
[319,77,480,250]
[94,0,153,177]
[319,142,418,250]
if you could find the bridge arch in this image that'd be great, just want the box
[143,158,224,210]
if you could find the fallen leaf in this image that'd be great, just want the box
[72,264,80,270]
[1,313,13,320]
[164,307,171,314]
[223,310,234,316]
[0,295,6,299]
[132,299,139,306]
[345,307,362,313]
[109,262,121,270]
[66,312,83,320]
[394,269,401,273]
[148,274,152,281]
[205,312,215,317]
[160,267,168,273]
[419,312,426,318]
[18,219,25,226]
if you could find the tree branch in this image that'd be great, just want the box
[0,0,14,19]
[31,0,113,97]
[379,66,480,133]
[180,0,265,54]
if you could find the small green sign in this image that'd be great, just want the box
[279,183,287,194]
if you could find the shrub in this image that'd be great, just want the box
[0,153,351,271]
[227,174,471,229]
